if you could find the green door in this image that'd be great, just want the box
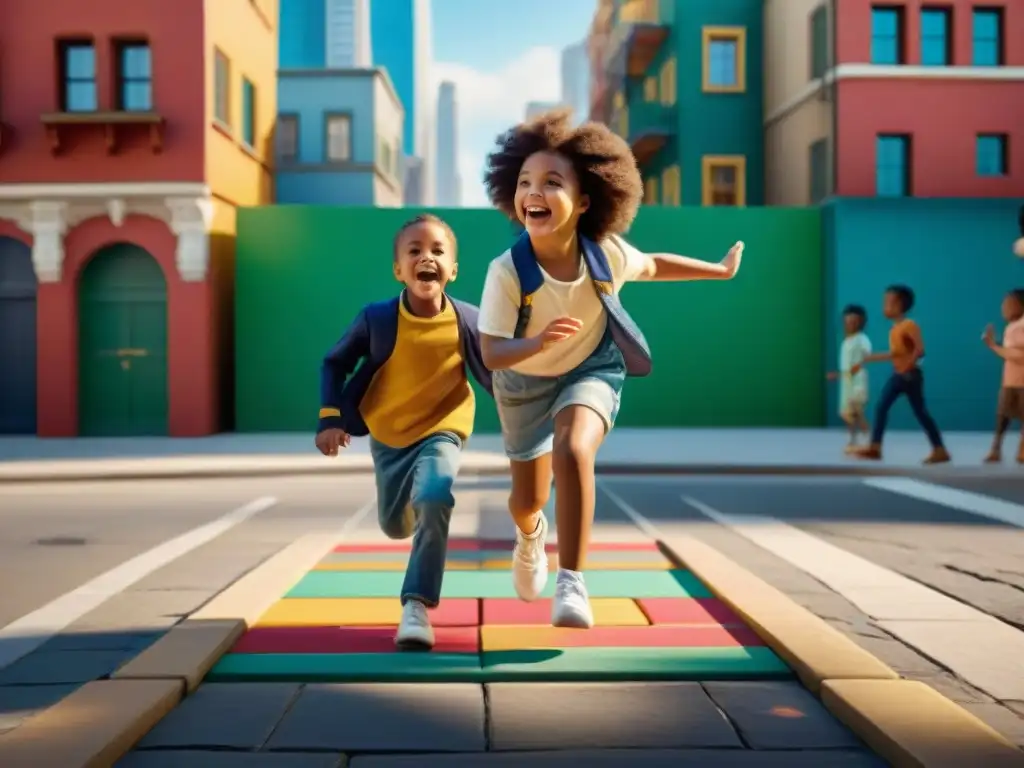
[78,244,169,436]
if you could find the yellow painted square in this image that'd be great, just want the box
[255,598,405,626]
[593,598,650,626]
[480,554,558,571]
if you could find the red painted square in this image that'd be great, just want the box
[231,625,480,654]
[431,599,480,626]
[588,541,661,552]
[487,625,764,648]
[483,598,555,625]
[333,539,492,554]
[637,598,745,626]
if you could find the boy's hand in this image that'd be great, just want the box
[720,241,744,279]
[315,428,350,457]
[537,317,584,349]
[850,363,862,375]
[982,324,996,346]
[826,371,838,381]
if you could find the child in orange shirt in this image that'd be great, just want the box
[982,289,1024,463]
[851,285,950,464]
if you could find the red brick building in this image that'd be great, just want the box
[0,0,277,436]
[762,0,1024,204]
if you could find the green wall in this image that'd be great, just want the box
[235,206,823,432]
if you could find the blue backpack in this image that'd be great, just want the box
[508,232,653,377]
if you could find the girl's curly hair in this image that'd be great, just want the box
[483,108,643,242]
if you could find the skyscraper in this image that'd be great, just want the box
[326,0,371,67]
[436,81,461,207]
[278,0,371,69]
[561,41,590,126]
[371,0,435,205]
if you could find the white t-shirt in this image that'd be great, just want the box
[839,332,872,402]
[477,235,652,377]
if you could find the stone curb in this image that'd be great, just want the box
[0,460,1003,484]
[658,535,1024,767]
[0,533,340,767]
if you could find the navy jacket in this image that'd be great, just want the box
[318,294,494,436]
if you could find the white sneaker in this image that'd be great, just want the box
[395,600,435,649]
[512,514,549,601]
[552,570,594,628]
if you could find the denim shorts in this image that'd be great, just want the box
[493,331,627,462]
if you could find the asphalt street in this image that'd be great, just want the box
[1,472,1023,757]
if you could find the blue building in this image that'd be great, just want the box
[275,69,404,206]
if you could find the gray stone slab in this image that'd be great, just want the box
[487,682,742,750]
[702,681,862,749]
[0,684,80,731]
[0,649,134,684]
[117,752,345,768]
[41,630,162,652]
[349,749,887,768]
[61,590,214,636]
[129,547,280,591]
[265,683,485,752]
[137,682,300,749]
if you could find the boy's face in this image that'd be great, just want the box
[843,313,861,334]
[393,221,457,302]
[1002,294,1024,322]
[882,291,902,319]
[514,151,590,240]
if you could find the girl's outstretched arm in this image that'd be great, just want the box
[643,241,743,282]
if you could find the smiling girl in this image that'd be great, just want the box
[476,110,744,627]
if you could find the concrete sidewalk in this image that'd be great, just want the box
[0,428,1020,483]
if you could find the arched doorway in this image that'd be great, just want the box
[78,244,169,436]
[0,237,38,434]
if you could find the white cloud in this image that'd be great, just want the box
[431,47,563,208]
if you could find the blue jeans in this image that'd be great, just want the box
[871,369,944,448]
[370,431,462,607]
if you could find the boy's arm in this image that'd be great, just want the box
[318,310,370,432]
[480,333,544,371]
[985,338,1024,362]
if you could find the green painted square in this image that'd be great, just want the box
[479,647,791,682]
[285,569,710,599]
[206,652,484,682]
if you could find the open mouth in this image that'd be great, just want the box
[524,205,552,223]
[415,269,439,283]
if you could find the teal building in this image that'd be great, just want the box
[604,0,764,207]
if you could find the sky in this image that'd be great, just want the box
[429,0,597,207]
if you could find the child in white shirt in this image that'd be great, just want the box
[476,109,743,628]
[827,304,872,452]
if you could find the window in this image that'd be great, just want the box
[214,48,230,126]
[643,76,657,103]
[972,8,1003,66]
[870,6,904,65]
[115,42,152,111]
[241,77,256,147]
[976,134,1008,176]
[702,156,746,206]
[661,165,681,206]
[59,40,97,112]
[809,6,829,80]
[644,177,658,205]
[702,28,746,93]
[876,134,911,197]
[276,114,298,161]
[325,114,351,161]
[659,57,676,105]
[920,7,951,66]
[809,139,828,203]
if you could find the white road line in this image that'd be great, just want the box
[864,476,1024,529]
[681,494,1024,701]
[0,495,277,672]
[595,479,663,540]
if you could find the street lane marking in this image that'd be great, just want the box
[864,477,1024,529]
[0,495,278,672]
[595,479,662,540]
[681,494,1024,701]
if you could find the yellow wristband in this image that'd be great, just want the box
[319,407,341,418]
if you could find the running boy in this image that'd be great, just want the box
[315,214,493,648]
[982,288,1024,463]
[827,304,872,452]
[851,284,950,464]
[476,109,743,628]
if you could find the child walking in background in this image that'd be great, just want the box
[982,289,1024,463]
[314,214,493,649]
[851,284,950,465]
[827,304,872,452]
[476,109,743,628]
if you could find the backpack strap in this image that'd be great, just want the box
[510,232,546,339]
[580,235,615,296]
[363,296,401,366]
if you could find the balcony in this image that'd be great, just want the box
[604,0,671,80]
[611,100,675,166]
[40,111,165,156]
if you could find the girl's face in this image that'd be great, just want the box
[514,151,589,241]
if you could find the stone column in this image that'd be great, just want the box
[165,196,214,282]
[27,201,68,283]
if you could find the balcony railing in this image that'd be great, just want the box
[611,99,675,166]
[603,0,672,79]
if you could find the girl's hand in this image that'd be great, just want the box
[537,317,584,349]
[720,241,744,279]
